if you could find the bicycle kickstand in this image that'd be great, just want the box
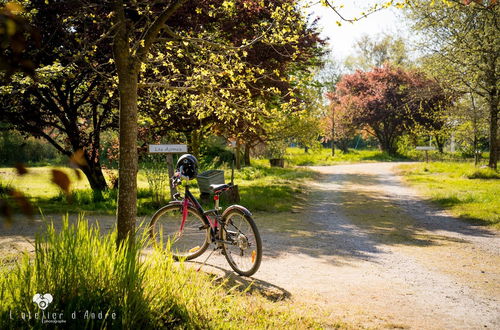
[196,247,218,272]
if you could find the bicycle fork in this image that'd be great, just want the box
[179,198,189,233]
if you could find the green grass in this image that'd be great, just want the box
[284,147,405,166]
[397,162,500,228]
[0,163,316,215]
[0,216,330,329]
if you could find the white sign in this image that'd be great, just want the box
[148,144,187,153]
[415,146,435,151]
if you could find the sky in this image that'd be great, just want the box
[303,0,409,60]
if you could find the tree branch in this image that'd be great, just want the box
[162,20,275,51]
[323,0,385,23]
[135,0,188,62]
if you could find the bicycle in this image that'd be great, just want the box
[149,173,262,276]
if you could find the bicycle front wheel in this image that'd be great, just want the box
[149,203,209,260]
[221,208,262,276]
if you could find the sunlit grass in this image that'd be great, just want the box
[397,162,500,228]
[0,217,330,328]
[1,162,316,215]
[284,147,405,166]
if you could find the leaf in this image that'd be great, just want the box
[70,150,87,168]
[0,198,13,228]
[5,2,24,15]
[15,163,28,175]
[51,169,71,195]
[73,168,82,181]
[9,189,33,218]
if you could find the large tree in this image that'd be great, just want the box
[108,0,322,241]
[344,34,409,71]
[333,65,449,155]
[407,0,499,168]
[0,0,116,191]
[138,0,324,159]
[1,0,324,241]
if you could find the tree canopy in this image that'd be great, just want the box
[331,65,450,155]
[406,0,499,168]
[0,0,326,240]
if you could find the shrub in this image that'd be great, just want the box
[0,130,62,166]
[468,168,500,180]
[200,136,234,169]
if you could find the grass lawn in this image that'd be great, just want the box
[0,162,316,216]
[285,147,405,166]
[397,162,500,228]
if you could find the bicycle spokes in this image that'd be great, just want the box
[222,211,261,275]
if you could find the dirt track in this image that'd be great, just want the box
[2,163,499,329]
[203,163,500,329]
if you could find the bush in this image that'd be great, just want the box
[468,168,500,180]
[200,136,234,169]
[0,130,62,166]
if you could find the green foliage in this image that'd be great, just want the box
[398,162,500,228]
[0,130,62,166]
[264,140,288,159]
[344,34,410,70]
[140,154,169,206]
[407,0,499,168]
[199,136,235,169]
[0,217,322,328]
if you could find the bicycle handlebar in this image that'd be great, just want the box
[171,172,189,187]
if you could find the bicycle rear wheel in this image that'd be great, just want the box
[221,208,262,276]
[149,203,209,260]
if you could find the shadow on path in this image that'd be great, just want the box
[255,165,498,265]
[187,260,291,302]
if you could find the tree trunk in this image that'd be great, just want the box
[80,161,108,191]
[244,144,251,166]
[434,134,445,154]
[488,98,498,169]
[338,141,349,153]
[116,69,139,243]
[113,1,139,243]
[380,138,397,156]
[111,0,187,244]
[374,129,395,155]
[191,129,201,159]
[235,139,241,170]
[331,105,335,156]
[473,134,479,165]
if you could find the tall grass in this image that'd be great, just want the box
[0,216,322,329]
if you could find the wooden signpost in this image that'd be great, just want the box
[148,144,188,199]
[415,146,435,163]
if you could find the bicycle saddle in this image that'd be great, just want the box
[209,184,232,194]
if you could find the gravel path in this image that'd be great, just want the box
[202,163,500,329]
[2,162,499,329]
